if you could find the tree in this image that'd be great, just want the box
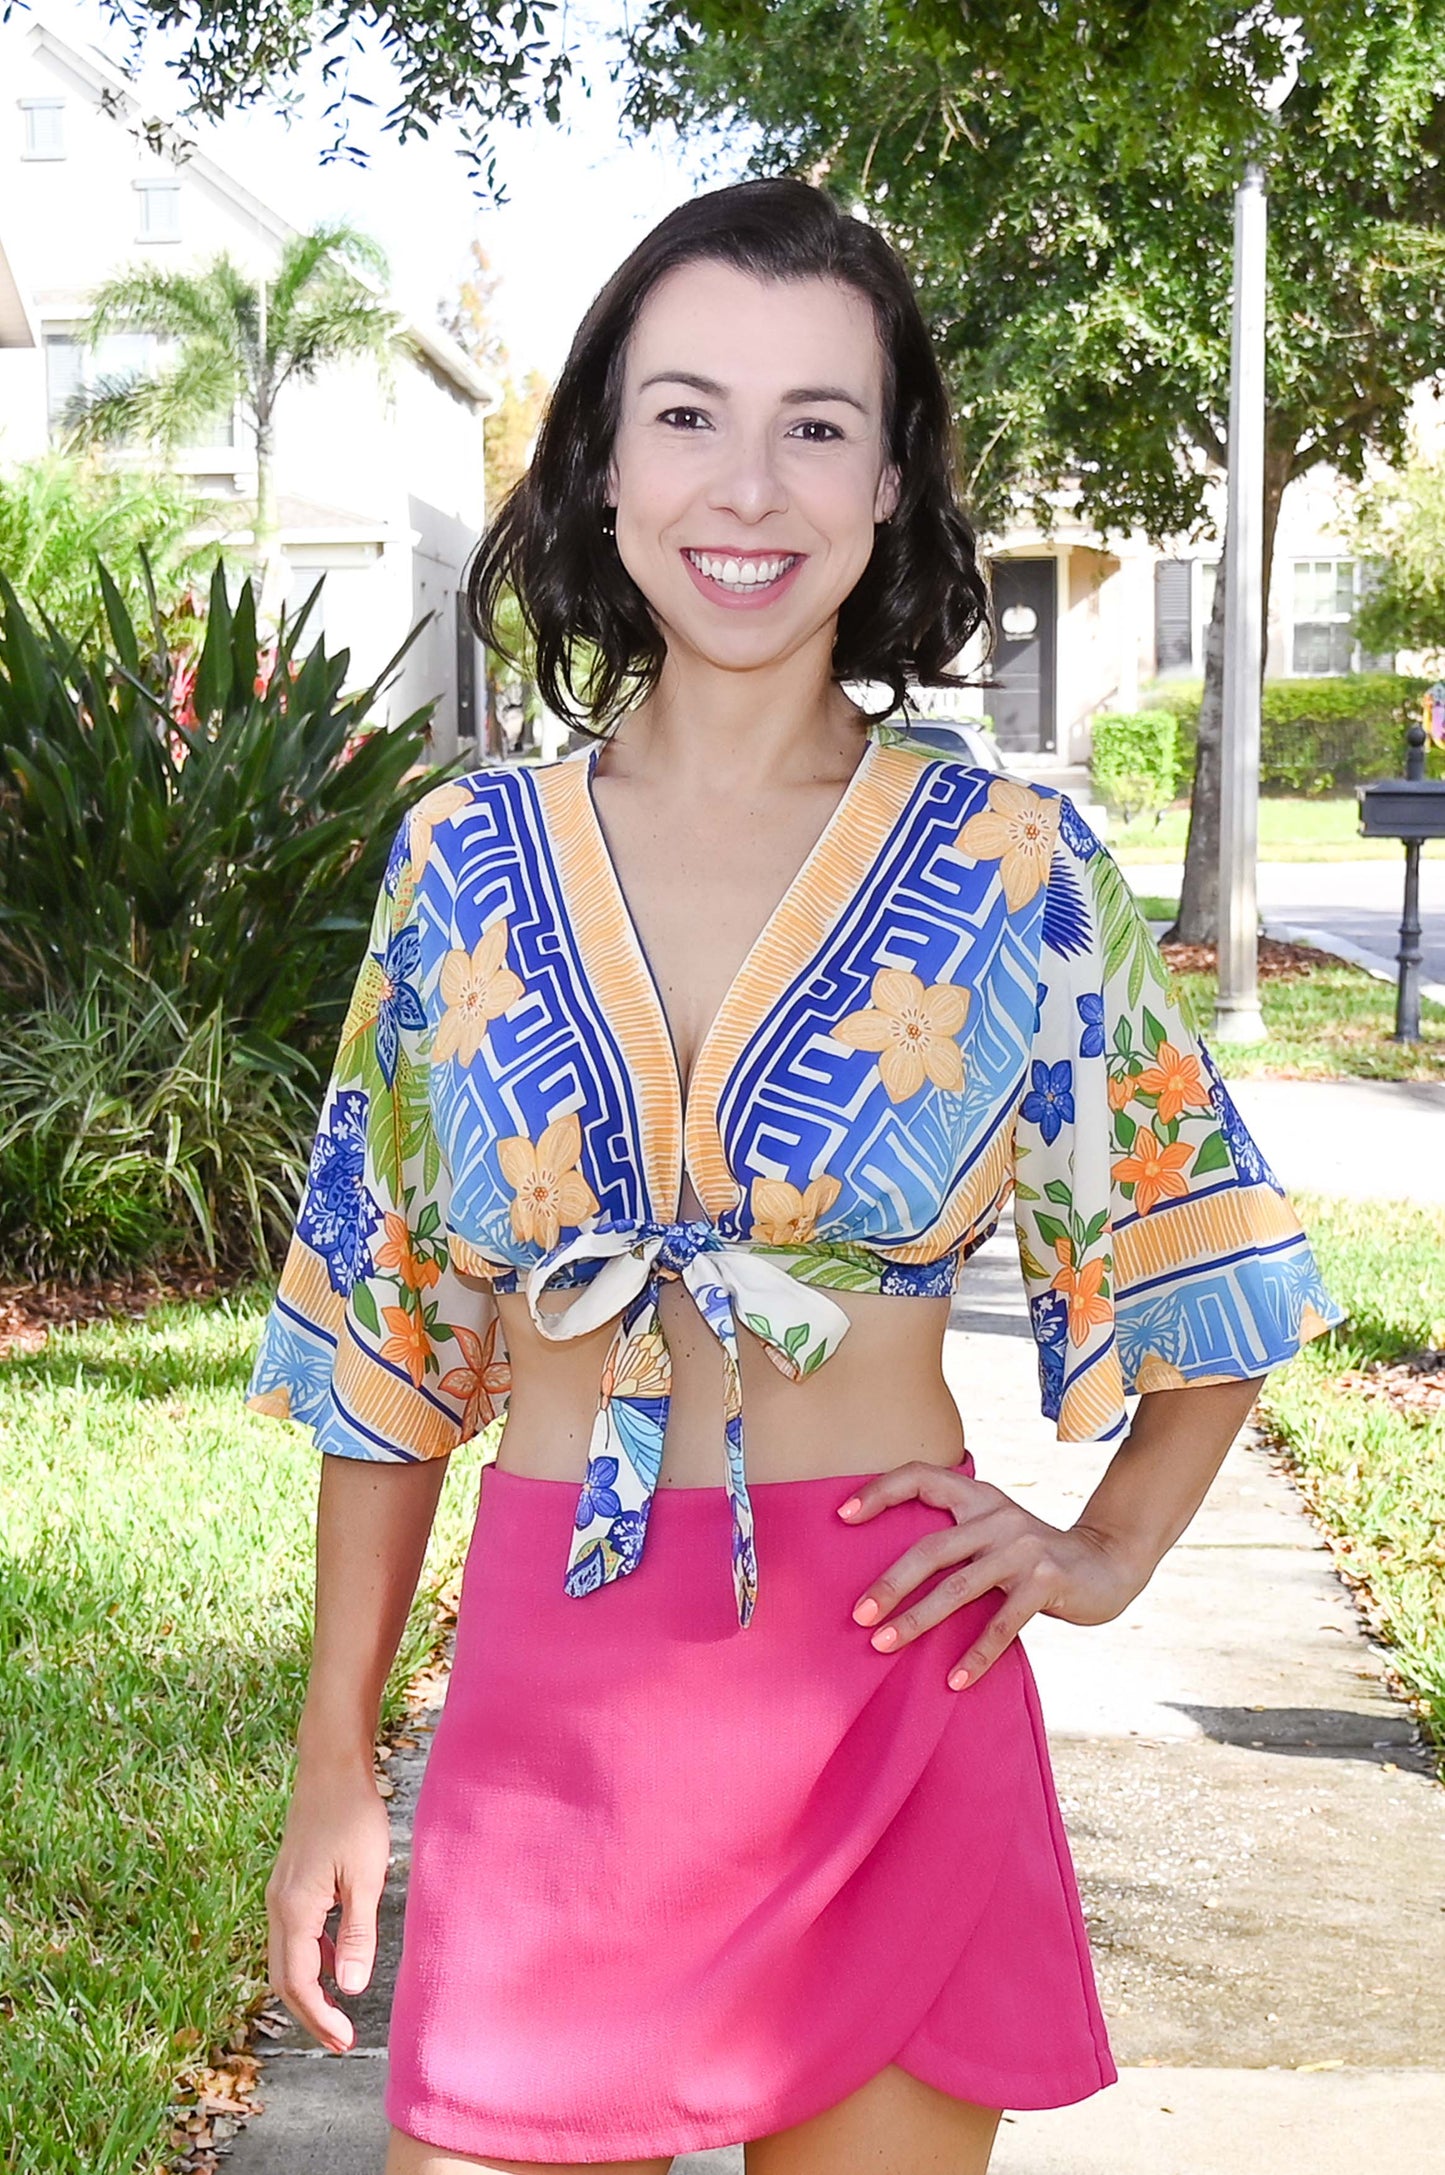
[1352,446,1445,670]
[58,222,401,627]
[1,0,575,190]
[622,1,1445,938]
[440,237,549,751]
[0,449,226,638]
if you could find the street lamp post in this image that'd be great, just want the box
[1213,161,1269,1043]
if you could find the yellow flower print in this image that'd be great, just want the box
[600,1327,672,1405]
[832,968,969,1103]
[955,778,1060,910]
[408,781,475,881]
[379,1303,432,1389]
[431,920,524,1066]
[749,1173,843,1246]
[496,1112,600,1250]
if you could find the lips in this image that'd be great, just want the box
[679,547,808,612]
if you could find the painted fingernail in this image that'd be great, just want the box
[837,1496,862,1519]
[871,1625,899,1650]
[948,1667,971,1690]
[852,1597,880,1625]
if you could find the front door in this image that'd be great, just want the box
[983,558,1057,754]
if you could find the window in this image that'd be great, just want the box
[20,99,65,159]
[134,179,181,242]
[43,329,234,448]
[1290,558,1392,676]
[1153,558,1193,673]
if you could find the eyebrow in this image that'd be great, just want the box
[637,369,870,416]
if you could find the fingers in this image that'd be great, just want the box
[949,1586,1043,1691]
[836,1457,979,1526]
[850,1509,1012,1630]
[267,1878,357,2055]
[333,1871,384,1995]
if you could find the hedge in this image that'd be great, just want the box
[1090,710,1180,822]
[1139,674,1441,794]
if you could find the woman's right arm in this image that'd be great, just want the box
[266,1454,450,2053]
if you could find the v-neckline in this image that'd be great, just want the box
[580,732,880,1112]
[530,732,920,1220]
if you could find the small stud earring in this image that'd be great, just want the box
[601,507,617,539]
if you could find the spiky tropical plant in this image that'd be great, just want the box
[57,222,402,625]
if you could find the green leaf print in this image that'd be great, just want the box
[1141,1007,1167,1056]
[1114,1109,1138,1151]
[1043,1179,1074,1209]
[801,1343,830,1375]
[1091,851,1158,1017]
[1034,1211,1069,1251]
[744,1311,774,1340]
[1191,1128,1233,1176]
[783,1321,810,1358]
[350,1280,381,1336]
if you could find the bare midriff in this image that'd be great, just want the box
[489,1278,965,1489]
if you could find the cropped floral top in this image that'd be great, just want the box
[247,731,1341,1625]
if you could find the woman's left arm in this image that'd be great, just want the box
[839,1375,1263,1689]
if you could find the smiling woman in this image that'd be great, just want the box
[247,178,1341,2175]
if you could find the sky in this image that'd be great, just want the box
[36,0,753,380]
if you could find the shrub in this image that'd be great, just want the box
[0,557,458,1279]
[0,556,442,1048]
[1090,708,1180,823]
[0,969,321,1281]
[1139,673,1440,794]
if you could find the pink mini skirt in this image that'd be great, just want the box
[386,1457,1117,2162]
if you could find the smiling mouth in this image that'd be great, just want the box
[682,548,802,592]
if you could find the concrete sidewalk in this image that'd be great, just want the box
[232,1136,1445,2170]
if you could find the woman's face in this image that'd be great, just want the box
[607,260,900,677]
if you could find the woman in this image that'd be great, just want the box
[248,179,1340,2174]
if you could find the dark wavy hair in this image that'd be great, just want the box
[467,177,992,732]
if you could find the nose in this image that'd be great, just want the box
[705,424,789,525]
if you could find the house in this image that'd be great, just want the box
[922,405,1440,781]
[0,10,498,761]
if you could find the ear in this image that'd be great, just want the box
[874,462,901,525]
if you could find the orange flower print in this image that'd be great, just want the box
[1050,1236,1114,1345]
[832,968,969,1103]
[437,1316,511,1433]
[497,1112,600,1250]
[749,1173,843,1246]
[432,920,524,1066]
[1133,1041,1212,1125]
[955,779,1060,911]
[379,1303,432,1388]
[408,781,474,881]
[374,1210,441,1291]
[1112,1128,1193,1215]
[1107,1070,1136,1113]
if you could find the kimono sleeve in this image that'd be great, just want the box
[245,805,510,1462]
[1010,797,1343,1443]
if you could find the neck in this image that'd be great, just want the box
[604,627,871,793]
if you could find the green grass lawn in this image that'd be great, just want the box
[1258,1195,1445,1760]
[1169,957,1445,1080]
[1124,888,1445,1081]
[0,1289,482,2174]
[1109,794,1445,865]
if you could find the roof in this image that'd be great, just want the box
[19,15,501,411]
[0,231,37,348]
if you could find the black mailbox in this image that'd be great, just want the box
[1358,778,1445,839]
[1357,716,1442,1041]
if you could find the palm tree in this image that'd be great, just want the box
[59,222,401,627]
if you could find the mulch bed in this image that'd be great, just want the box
[1160,935,1351,982]
[1334,1350,1445,1420]
[0,1264,235,1362]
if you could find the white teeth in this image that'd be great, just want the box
[686,549,797,590]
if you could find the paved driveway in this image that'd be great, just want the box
[1143,859,1445,986]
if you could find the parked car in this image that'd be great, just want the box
[897,715,1004,771]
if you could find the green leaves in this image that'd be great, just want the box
[1091,846,1161,1013]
